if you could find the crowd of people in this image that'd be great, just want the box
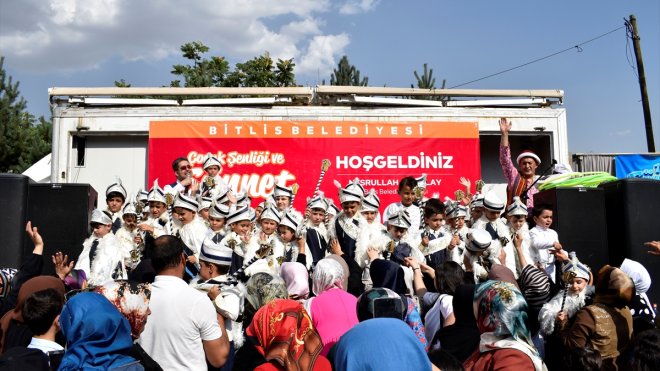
[0,118,659,371]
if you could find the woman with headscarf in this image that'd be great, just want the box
[435,284,481,363]
[58,292,143,370]
[559,266,634,371]
[464,280,546,371]
[303,258,358,356]
[280,262,310,302]
[95,280,161,371]
[331,318,433,371]
[0,276,65,354]
[369,259,427,348]
[619,258,656,331]
[234,272,289,370]
[244,298,331,370]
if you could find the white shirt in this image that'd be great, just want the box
[139,275,223,371]
[423,293,453,346]
[529,225,559,282]
[28,337,64,353]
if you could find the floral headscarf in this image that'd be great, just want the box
[246,299,328,371]
[245,272,288,315]
[94,280,151,339]
[474,280,534,348]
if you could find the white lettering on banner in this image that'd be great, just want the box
[335,153,454,172]
[204,122,423,137]
[223,170,296,199]
[188,151,286,168]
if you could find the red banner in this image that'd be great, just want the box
[148,120,480,209]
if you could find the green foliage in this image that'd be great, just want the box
[330,56,368,86]
[0,56,52,173]
[169,43,296,88]
[412,63,447,100]
[171,41,230,87]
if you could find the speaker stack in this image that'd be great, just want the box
[0,174,97,275]
[599,178,660,304]
[533,187,609,273]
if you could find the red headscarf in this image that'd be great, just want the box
[246,299,330,371]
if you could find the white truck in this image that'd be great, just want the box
[46,86,567,205]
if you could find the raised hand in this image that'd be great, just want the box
[499,117,511,134]
[52,251,75,280]
[25,221,44,254]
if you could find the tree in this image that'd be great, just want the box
[329,56,368,86]
[412,63,447,100]
[170,41,230,87]
[0,56,52,173]
[224,52,296,88]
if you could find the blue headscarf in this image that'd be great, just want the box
[332,318,432,371]
[59,292,138,370]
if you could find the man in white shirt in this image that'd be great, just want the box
[139,235,229,370]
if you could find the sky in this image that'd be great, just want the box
[1,0,658,154]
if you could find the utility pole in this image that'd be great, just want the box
[627,15,655,152]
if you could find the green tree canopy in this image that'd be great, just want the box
[0,56,52,173]
[412,63,447,100]
[329,56,368,86]
[170,41,230,87]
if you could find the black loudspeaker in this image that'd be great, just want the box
[0,174,32,269]
[24,184,98,275]
[599,178,660,304]
[534,187,609,273]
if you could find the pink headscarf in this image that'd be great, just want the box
[280,262,309,301]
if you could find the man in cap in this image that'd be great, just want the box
[499,118,541,209]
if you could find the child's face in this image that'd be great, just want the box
[209,217,225,231]
[91,223,112,238]
[426,213,444,231]
[123,214,137,230]
[205,165,220,177]
[569,277,587,294]
[310,209,325,225]
[107,196,124,213]
[484,209,500,221]
[174,207,195,224]
[342,201,360,218]
[533,209,553,229]
[231,220,251,235]
[398,185,415,207]
[278,225,295,242]
[508,215,526,231]
[361,210,377,224]
[149,202,166,218]
[255,207,264,220]
[454,217,465,229]
[275,196,290,211]
[388,225,407,241]
[199,260,213,281]
[260,219,278,235]
[471,207,483,221]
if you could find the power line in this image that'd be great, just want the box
[449,25,626,89]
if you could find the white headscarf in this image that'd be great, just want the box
[312,258,345,295]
